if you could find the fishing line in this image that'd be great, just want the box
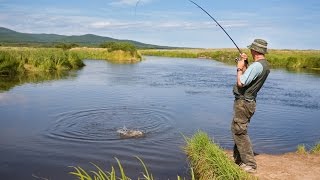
[134,0,242,54]
[135,0,141,17]
[188,0,242,54]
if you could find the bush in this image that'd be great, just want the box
[55,43,79,50]
[100,41,137,55]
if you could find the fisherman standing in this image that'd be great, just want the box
[231,39,270,173]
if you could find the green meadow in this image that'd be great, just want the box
[140,49,320,70]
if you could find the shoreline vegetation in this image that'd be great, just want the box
[0,42,142,76]
[139,49,320,70]
[184,131,256,180]
[70,131,320,180]
[0,42,142,91]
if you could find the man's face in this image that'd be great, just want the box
[250,49,255,58]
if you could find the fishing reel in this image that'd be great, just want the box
[234,57,248,65]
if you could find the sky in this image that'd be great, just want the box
[0,0,319,49]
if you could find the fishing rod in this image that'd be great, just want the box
[188,0,242,54]
[135,0,243,59]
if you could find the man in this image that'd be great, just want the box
[231,39,270,173]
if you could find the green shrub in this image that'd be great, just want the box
[100,41,137,55]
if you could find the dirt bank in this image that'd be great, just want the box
[226,151,320,179]
[254,153,320,180]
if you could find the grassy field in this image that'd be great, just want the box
[0,47,142,76]
[140,49,320,70]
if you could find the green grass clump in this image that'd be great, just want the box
[296,142,320,155]
[310,142,320,154]
[296,144,308,154]
[70,47,142,64]
[184,131,255,180]
[69,157,195,180]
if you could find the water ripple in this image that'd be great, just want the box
[45,106,174,143]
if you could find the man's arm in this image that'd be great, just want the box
[236,53,248,87]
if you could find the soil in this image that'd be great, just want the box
[226,151,320,180]
[253,153,320,180]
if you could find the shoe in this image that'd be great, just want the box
[240,164,257,173]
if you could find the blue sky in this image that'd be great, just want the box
[0,0,319,49]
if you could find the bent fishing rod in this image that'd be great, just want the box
[188,0,242,54]
[135,0,243,56]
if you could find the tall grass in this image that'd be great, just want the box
[69,157,195,180]
[140,49,320,70]
[184,131,256,180]
[70,47,142,64]
[0,47,84,75]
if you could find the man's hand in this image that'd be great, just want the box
[237,53,248,70]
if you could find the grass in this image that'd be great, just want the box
[0,47,142,76]
[296,142,320,155]
[69,157,195,180]
[183,131,255,180]
[310,142,320,154]
[296,144,307,154]
[0,47,84,75]
[70,47,142,64]
[140,48,320,70]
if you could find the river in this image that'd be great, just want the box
[0,56,319,179]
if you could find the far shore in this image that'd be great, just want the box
[139,48,320,70]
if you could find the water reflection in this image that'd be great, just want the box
[282,67,320,76]
[0,70,77,92]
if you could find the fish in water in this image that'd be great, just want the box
[117,126,145,139]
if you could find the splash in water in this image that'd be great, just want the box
[117,126,145,139]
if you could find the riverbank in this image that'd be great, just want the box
[249,152,320,180]
[185,131,320,180]
[140,49,320,70]
[0,47,142,76]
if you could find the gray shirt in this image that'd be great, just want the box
[240,62,263,86]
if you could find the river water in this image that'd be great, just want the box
[0,56,319,179]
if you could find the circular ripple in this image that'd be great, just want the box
[45,106,174,142]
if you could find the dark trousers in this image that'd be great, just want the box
[231,99,257,169]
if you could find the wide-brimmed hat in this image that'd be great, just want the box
[247,39,268,54]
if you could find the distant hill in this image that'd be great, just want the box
[0,27,171,49]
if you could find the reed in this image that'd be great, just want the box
[140,49,320,70]
[183,131,255,180]
[0,47,84,75]
[0,47,142,76]
[70,47,142,64]
[69,157,195,180]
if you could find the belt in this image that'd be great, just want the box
[235,97,255,102]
